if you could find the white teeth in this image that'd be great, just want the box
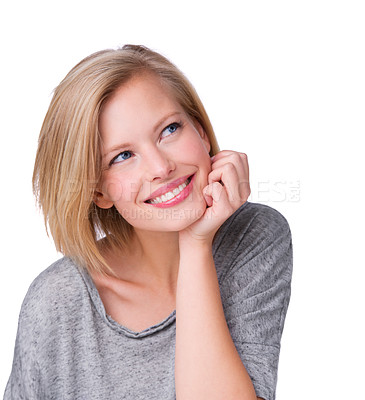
[147,177,191,204]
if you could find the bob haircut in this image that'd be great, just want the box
[33,44,220,275]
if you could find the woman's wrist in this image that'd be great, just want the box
[178,229,214,250]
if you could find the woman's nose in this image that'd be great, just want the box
[144,148,176,181]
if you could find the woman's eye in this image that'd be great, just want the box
[110,151,133,165]
[161,122,181,139]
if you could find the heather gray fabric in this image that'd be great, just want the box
[4,202,293,400]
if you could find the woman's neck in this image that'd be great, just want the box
[104,229,180,293]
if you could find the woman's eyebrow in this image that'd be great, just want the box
[102,111,183,159]
[102,142,132,159]
[153,111,183,132]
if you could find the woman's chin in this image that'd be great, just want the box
[156,204,207,232]
[127,202,207,233]
[117,193,208,232]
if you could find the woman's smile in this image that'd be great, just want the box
[144,174,194,208]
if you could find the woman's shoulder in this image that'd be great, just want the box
[213,201,292,284]
[25,257,81,297]
[19,257,86,325]
[214,201,291,248]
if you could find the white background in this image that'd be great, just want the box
[1,1,364,398]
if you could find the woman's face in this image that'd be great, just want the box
[95,73,212,232]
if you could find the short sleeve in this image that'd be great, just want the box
[4,258,84,399]
[215,203,293,400]
[4,302,42,399]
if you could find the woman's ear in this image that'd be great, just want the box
[93,189,114,209]
[194,121,211,153]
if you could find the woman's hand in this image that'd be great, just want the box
[180,151,250,244]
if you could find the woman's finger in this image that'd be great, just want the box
[210,152,250,203]
[208,163,242,206]
[203,181,233,219]
[212,152,249,189]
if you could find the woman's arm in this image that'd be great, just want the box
[175,236,258,399]
[175,151,258,399]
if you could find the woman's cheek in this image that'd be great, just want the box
[100,177,125,203]
[182,135,208,159]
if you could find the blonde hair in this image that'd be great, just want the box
[33,44,220,275]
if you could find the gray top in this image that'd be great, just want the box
[4,202,293,400]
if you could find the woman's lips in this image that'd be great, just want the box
[145,174,195,208]
[145,174,192,201]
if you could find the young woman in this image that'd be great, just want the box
[4,45,292,400]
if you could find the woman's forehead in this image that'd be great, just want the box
[99,75,184,136]
[106,72,176,106]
